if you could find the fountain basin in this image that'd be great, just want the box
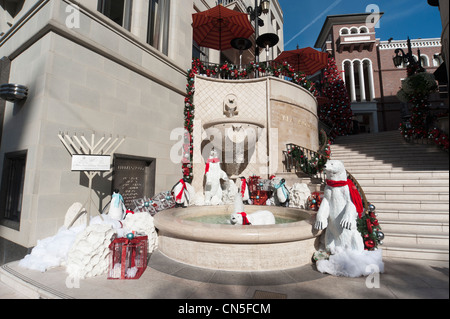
[154,205,321,271]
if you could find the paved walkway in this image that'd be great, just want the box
[0,250,448,300]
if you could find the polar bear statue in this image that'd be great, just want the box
[230,195,275,226]
[314,160,364,253]
[204,148,229,205]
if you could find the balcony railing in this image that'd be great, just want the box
[191,59,318,96]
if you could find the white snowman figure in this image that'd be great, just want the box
[230,195,275,226]
[314,160,365,253]
[204,148,229,205]
[171,178,194,208]
[274,178,290,207]
[236,176,251,204]
[108,189,126,221]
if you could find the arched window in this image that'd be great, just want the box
[420,55,429,67]
[433,54,443,67]
[350,27,358,34]
[359,26,369,34]
[340,27,349,35]
[342,59,376,103]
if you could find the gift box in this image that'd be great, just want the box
[248,176,272,205]
[108,236,148,280]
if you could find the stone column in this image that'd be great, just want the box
[349,61,357,102]
[358,60,366,102]
[367,60,376,101]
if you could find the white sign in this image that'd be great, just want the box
[71,155,111,171]
[344,36,371,42]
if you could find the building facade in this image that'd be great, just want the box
[0,0,284,252]
[315,13,446,133]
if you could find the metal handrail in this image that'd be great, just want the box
[283,143,327,181]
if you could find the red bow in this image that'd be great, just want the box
[204,157,220,174]
[238,212,251,225]
[175,179,187,201]
[326,179,364,218]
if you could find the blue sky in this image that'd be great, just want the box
[279,0,443,50]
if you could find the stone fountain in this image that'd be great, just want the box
[154,74,322,271]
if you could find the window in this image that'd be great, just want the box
[147,0,171,55]
[433,54,443,67]
[98,0,133,30]
[359,26,369,34]
[193,40,209,62]
[340,28,349,35]
[0,151,27,230]
[420,55,429,67]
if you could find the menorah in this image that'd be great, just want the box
[58,131,125,227]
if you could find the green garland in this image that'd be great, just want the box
[357,205,384,250]
[289,144,331,176]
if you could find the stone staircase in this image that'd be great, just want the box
[332,130,449,261]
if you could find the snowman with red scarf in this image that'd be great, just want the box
[314,160,364,253]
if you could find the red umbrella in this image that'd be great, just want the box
[275,47,329,75]
[192,5,254,52]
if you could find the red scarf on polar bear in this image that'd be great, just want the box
[204,157,220,174]
[237,212,251,225]
[326,179,364,218]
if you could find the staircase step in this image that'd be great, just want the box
[379,219,449,234]
[357,178,449,186]
[382,244,449,261]
[372,200,449,211]
[382,231,449,247]
[362,185,449,193]
[366,191,449,201]
[331,150,444,158]
[376,209,449,222]
[350,171,449,179]
[341,163,449,171]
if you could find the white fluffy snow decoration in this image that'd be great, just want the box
[19,225,85,272]
[316,247,384,277]
[65,222,116,279]
[18,205,159,279]
[63,202,87,228]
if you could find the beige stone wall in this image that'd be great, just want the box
[0,1,186,247]
[269,78,319,174]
